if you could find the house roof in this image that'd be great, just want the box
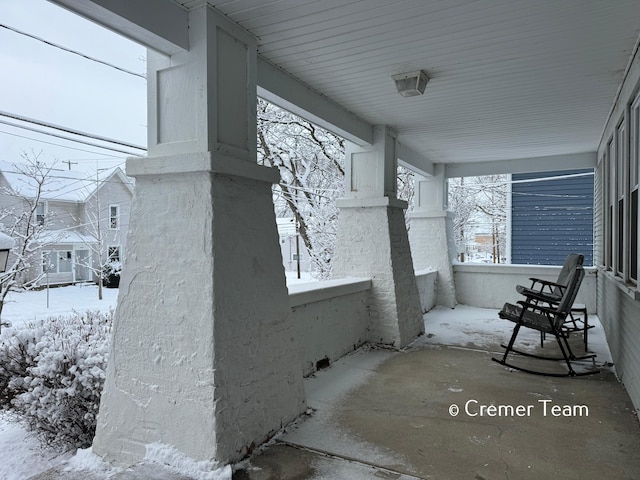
[37,229,98,245]
[0,161,132,203]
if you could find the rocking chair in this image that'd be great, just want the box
[492,265,598,377]
[515,253,593,350]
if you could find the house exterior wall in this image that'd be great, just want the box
[280,234,312,273]
[595,40,640,413]
[511,169,594,265]
[0,168,133,287]
[84,174,132,267]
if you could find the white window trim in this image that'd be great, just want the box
[36,201,47,226]
[107,245,121,262]
[109,204,120,230]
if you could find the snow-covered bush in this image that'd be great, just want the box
[0,310,113,448]
[102,261,122,288]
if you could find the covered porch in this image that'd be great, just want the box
[236,305,638,480]
[39,0,640,476]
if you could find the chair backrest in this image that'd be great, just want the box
[553,265,585,329]
[553,253,584,296]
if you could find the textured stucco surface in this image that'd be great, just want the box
[291,285,369,376]
[415,269,437,313]
[332,204,423,347]
[92,169,305,466]
[408,212,457,308]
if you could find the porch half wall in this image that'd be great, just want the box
[453,263,597,313]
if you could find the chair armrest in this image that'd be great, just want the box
[528,277,565,289]
[517,288,562,305]
[516,300,557,316]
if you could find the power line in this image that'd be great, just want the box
[0,23,146,80]
[0,112,146,156]
[0,129,128,158]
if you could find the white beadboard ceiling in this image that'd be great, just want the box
[192,0,640,165]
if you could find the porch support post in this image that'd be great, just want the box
[92,4,305,467]
[408,164,457,308]
[332,125,423,347]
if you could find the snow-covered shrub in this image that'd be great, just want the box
[0,328,39,406]
[0,310,113,448]
[102,261,121,288]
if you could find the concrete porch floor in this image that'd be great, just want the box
[234,305,640,480]
[31,306,640,479]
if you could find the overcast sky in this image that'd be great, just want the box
[0,0,147,173]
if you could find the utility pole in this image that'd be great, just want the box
[62,160,78,170]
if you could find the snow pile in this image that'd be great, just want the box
[145,443,232,480]
[64,447,121,477]
[0,309,113,448]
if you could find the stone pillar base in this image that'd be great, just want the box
[332,197,424,348]
[408,210,457,308]
[92,153,305,467]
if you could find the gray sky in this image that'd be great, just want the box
[0,0,147,172]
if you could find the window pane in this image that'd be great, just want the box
[108,247,120,261]
[109,205,119,229]
[607,205,613,270]
[58,251,72,273]
[618,122,626,196]
[42,251,53,273]
[632,189,638,281]
[618,198,625,274]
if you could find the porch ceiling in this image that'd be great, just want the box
[196,0,640,166]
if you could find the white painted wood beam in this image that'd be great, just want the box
[49,0,189,55]
[444,152,597,178]
[398,144,434,177]
[257,58,373,146]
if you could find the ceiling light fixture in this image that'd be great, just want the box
[392,70,429,97]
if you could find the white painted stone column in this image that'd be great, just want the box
[92,5,305,467]
[407,164,457,308]
[332,126,423,348]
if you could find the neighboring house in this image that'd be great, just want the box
[0,162,133,286]
[276,217,312,273]
[510,169,594,266]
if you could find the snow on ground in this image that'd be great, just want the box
[418,304,614,368]
[2,283,119,328]
[0,282,614,479]
[0,411,71,480]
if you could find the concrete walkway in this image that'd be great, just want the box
[31,306,640,479]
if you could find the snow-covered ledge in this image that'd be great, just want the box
[289,277,371,377]
[453,263,597,313]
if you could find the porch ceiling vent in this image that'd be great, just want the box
[392,70,429,97]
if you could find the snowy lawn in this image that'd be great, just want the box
[2,283,119,329]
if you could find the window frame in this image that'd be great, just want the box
[35,201,47,226]
[630,93,640,284]
[109,204,120,230]
[108,245,121,262]
[42,250,73,274]
[615,119,627,277]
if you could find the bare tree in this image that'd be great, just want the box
[77,169,107,300]
[448,175,508,262]
[257,99,345,278]
[0,153,59,326]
